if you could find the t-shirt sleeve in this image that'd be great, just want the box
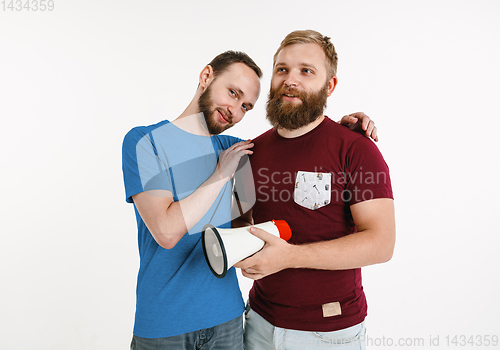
[215,135,244,151]
[122,127,173,203]
[345,137,393,206]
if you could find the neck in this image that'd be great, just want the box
[172,95,211,137]
[276,114,325,138]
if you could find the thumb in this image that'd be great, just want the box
[339,115,358,126]
[249,226,280,243]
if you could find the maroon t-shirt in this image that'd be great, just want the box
[248,116,393,332]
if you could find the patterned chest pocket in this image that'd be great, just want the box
[293,171,332,210]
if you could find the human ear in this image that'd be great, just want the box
[199,65,215,90]
[327,76,338,96]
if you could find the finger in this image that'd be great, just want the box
[365,120,375,136]
[344,115,358,125]
[361,116,371,131]
[242,266,258,274]
[348,112,368,130]
[241,269,262,280]
[234,255,257,269]
[239,142,255,150]
[372,126,378,142]
[238,139,253,145]
[350,112,367,119]
[338,115,350,125]
[232,142,254,152]
[348,116,358,126]
[234,147,254,156]
[349,111,366,124]
[228,139,252,150]
[233,260,249,269]
[248,227,280,242]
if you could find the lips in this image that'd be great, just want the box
[281,88,302,102]
[282,91,301,102]
[217,109,230,123]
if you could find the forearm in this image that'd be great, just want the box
[136,140,255,249]
[137,172,228,249]
[291,199,396,270]
[174,172,228,232]
[289,228,395,270]
[235,200,394,280]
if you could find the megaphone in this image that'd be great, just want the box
[202,220,292,278]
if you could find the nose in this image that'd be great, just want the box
[284,70,299,88]
[226,104,241,123]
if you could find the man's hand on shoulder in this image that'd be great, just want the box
[339,112,378,142]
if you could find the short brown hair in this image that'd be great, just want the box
[273,30,338,78]
[208,51,262,79]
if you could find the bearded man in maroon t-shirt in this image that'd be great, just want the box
[235,30,396,350]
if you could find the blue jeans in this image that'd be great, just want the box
[130,315,243,350]
[244,303,366,350]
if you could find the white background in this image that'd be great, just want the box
[1,1,499,349]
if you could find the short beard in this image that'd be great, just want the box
[198,82,232,135]
[266,83,328,131]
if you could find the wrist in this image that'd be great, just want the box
[207,170,228,190]
[285,243,302,269]
[215,162,233,183]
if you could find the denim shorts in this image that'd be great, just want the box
[130,315,243,350]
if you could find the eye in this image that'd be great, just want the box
[302,68,313,74]
[229,89,236,96]
[242,104,248,111]
[276,67,287,73]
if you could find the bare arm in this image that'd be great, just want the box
[133,178,226,249]
[133,140,254,249]
[235,198,395,279]
[291,198,395,270]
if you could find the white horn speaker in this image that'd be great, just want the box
[202,220,292,278]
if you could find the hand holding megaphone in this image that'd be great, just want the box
[202,220,292,278]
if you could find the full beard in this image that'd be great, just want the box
[266,83,328,131]
[198,83,233,135]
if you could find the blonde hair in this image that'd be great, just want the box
[273,29,338,78]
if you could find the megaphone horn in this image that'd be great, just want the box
[202,220,292,278]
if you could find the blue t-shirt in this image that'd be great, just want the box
[122,119,244,338]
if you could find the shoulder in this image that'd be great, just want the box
[123,120,171,148]
[324,117,383,152]
[320,117,388,164]
[322,116,365,143]
[212,134,243,150]
[344,132,390,174]
[252,128,275,144]
[347,132,383,156]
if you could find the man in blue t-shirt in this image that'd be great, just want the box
[122,51,262,350]
[122,50,378,350]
